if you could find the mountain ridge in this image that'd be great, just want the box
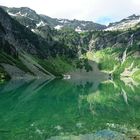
[2,6,140,32]
[1,6,106,32]
[106,14,140,31]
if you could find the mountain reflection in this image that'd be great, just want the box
[0,77,139,140]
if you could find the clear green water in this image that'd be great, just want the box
[0,77,140,140]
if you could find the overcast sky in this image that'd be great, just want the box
[1,0,140,25]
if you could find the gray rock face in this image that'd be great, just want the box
[0,7,37,55]
[108,14,140,28]
[106,14,140,31]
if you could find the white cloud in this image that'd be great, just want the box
[132,0,140,5]
[1,0,140,25]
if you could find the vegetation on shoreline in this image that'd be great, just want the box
[86,44,140,81]
[0,66,10,82]
[132,70,140,81]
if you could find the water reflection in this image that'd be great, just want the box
[0,77,139,140]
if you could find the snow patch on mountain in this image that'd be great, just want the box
[17,12,27,17]
[31,29,36,33]
[8,11,28,17]
[8,12,17,17]
[58,19,69,24]
[75,26,82,32]
[27,17,34,21]
[36,21,46,27]
[54,25,63,30]
[81,23,87,27]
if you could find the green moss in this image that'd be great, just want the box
[132,70,140,81]
[93,48,120,71]
[98,56,118,71]
[91,46,140,80]
[114,56,140,77]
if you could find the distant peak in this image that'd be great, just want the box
[127,14,140,20]
[129,14,137,17]
[20,7,35,11]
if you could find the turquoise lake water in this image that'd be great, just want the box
[0,77,140,139]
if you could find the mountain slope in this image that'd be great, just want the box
[40,14,106,31]
[0,7,78,80]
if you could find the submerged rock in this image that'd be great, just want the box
[47,129,130,140]
[94,129,130,140]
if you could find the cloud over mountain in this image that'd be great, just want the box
[1,0,140,25]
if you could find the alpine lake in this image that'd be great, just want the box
[0,63,140,140]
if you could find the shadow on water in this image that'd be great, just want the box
[0,71,140,139]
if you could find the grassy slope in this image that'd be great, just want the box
[87,45,140,80]
[132,70,140,81]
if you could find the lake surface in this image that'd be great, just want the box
[0,76,140,139]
